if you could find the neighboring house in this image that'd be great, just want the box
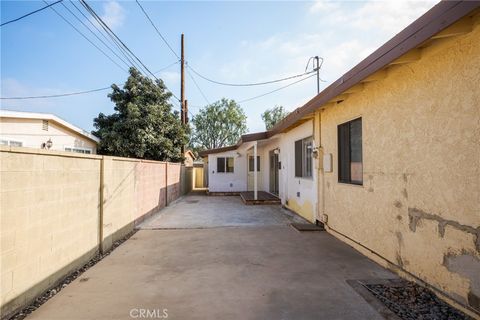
[184,149,196,167]
[200,1,480,315]
[0,110,99,154]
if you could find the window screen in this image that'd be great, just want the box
[295,140,302,177]
[248,156,260,172]
[295,137,313,178]
[217,157,226,173]
[226,157,234,173]
[338,118,362,184]
[217,157,234,173]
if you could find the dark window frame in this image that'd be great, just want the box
[294,136,313,179]
[216,157,234,173]
[248,156,260,172]
[338,117,363,185]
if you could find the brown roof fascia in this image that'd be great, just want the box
[199,145,237,156]
[198,131,269,156]
[269,0,480,135]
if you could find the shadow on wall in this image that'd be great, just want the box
[0,148,190,318]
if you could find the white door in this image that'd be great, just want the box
[247,153,261,191]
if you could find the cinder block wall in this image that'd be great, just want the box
[0,147,188,318]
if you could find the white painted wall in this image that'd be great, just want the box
[206,120,318,221]
[277,120,318,222]
[0,117,97,153]
[207,150,247,192]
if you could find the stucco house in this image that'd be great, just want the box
[0,110,99,154]
[200,1,480,315]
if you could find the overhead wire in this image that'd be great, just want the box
[154,60,180,74]
[80,0,181,102]
[43,0,127,72]
[187,64,317,87]
[186,68,210,105]
[68,0,137,69]
[134,0,211,108]
[69,0,137,70]
[78,0,145,73]
[59,1,131,69]
[0,61,181,100]
[0,87,110,100]
[79,0,149,75]
[238,73,317,104]
[135,0,180,60]
[1,0,63,27]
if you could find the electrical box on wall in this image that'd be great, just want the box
[323,153,333,173]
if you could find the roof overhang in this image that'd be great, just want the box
[0,110,100,143]
[199,1,479,157]
[269,1,480,134]
[198,131,269,156]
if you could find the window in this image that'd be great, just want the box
[217,157,234,173]
[294,137,313,178]
[10,141,23,147]
[65,147,92,154]
[42,120,49,131]
[338,117,363,185]
[248,156,260,172]
[1,139,23,147]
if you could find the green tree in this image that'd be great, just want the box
[261,105,289,130]
[92,68,188,162]
[191,98,247,150]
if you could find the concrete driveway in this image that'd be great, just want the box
[138,193,307,229]
[27,194,397,320]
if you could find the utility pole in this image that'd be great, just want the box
[314,56,320,94]
[180,33,186,124]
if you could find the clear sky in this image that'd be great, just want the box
[1,0,437,133]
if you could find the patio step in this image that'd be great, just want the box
[240,191,281,205]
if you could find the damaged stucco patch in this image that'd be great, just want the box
[443,252,480,311]
[408,208,480,252]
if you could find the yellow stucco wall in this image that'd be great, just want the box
[319,21,480,313]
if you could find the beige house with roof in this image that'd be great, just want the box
[201,2,480,315]
[0,110,99,154]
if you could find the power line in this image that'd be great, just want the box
[60,1,131,69]
[135,0,180,60]
[154,60,180,74]
[79,0,149,75]
[81,0,154,78]
[69,0,137,70]
[238,73,316,104]
[79,0,146,74]
[43,0,127,72]
[132,0,184,104]
[1,0,63,27]
[186,69,210,105]
[80,0,180,102]
[187,64,317,87]
[0,60,185,101]
[0,87,110,100]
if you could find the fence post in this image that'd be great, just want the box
[165,162,168,206]
[99,156,105,254]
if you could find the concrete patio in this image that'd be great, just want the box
[26,194,397,320]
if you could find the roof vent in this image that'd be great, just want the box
[42,120,49,131]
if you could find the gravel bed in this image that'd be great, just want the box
[364,280,472,320]
[6,230,138,320]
